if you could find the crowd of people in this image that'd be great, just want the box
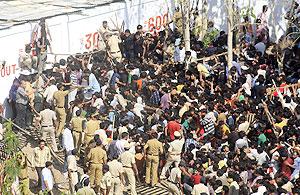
[4,2,300,195]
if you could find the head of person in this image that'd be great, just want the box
[103,164,109,174]
[137,24,143,33]
[43,102,51,110]
[71,149,77,156]
[45,161,53,169]
[262,5,268,13]
[94,134,100,142]
[40,18,45,25]
[102,21,108,28]
[25,44,31,53]
[125,29,131,37]
[83,178,90,187]
[174,131,181,139]
[96,139,102,147]
[121,132,129,140]
[39,139,46,150]
[57,83,64,91]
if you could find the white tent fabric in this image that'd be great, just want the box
[0,0,118,30]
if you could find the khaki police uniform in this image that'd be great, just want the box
[120,150,137,195]
[144,138,163,185]
[107,34,122,62]
[161,138,184,179]
[70,116,85,150]
[107,159,124,195]
[87,146,107,190]
[84,119,100,145]
[100,171,112,195]
[53,90,69,136]
[167,167,182,195]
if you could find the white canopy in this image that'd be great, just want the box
[0,0,119,30]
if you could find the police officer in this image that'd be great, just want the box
[107,154,124,195]
[119,142,138,195]
[167,162,183,195]
[100,164,112,195]
[160,131,184,179]
[70,109,86,151]
[87,139,107,193]
[53,83,72,137]
[84,113,100,146]
[144,132,163,186]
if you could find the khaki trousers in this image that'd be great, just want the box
[167,182,181,195]
[55,107,66,136]
[42,126,58,151]
[89,163,103,188]
[161,154,181,178]
[123,167,137,195]
[73,131,82,151]
[145,155,159,185]
[109,177,122,195]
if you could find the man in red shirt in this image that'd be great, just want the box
[165,116,181,140]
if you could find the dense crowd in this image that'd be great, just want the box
[4,2,300,195]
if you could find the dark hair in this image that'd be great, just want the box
[75,109,82,117]
[45,161,53,167]
[39,139,46,144]
[121,132,129,139]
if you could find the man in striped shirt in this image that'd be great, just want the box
[200,108,215,137]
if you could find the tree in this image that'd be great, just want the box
[226,0,234,69]
[180,0,191,51]
[0,120,21,195]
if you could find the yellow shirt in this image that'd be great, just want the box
[144,139,163,156]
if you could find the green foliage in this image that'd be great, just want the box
[203,29,219,48]
[1,120,21,195]
[240,7,256,20]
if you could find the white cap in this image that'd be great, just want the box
[174,131,181,137]
[241,65,249,70]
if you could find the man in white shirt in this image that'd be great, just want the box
[42,161,55,194]
[62,126,75,173]
[94,122,108,147]
[62,127,75,154]
[115,132,129,157]
[67,149,78,194]
[43,79,58,105]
